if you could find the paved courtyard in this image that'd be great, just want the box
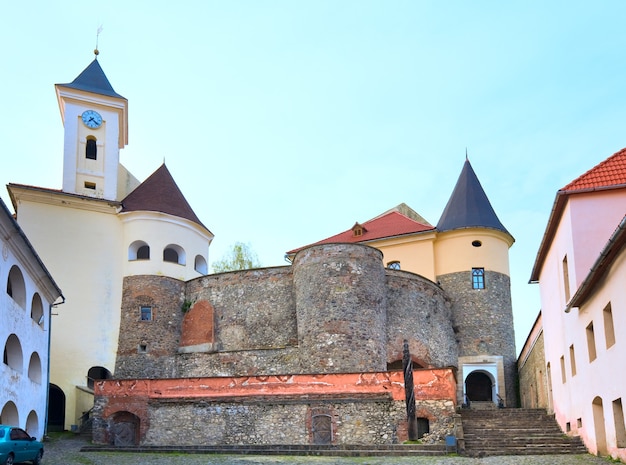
[40,434,615,465]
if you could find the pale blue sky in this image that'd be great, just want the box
[2,1,626,352]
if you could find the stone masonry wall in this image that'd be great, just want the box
[115,244,457,380]
[385,271,458,368]
[115,275,185,378]
[292,244,388,373]
[437,270,518,406]
[518,330,548,409]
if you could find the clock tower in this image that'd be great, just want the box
[55,55,128,200]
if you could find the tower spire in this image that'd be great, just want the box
[94,25,103,58]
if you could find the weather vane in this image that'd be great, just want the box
[94,25,103,57]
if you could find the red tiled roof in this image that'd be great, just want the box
[121,164,209,231]
[287,211,434,254]
[561,147,626,192]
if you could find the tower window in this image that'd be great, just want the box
[163,248,179,263]
[84,181,96,190]
[562,255,571,303]
[140,306,153,321]
[387,261,401,270]
[86,137,97,160]
[137,245,150,260]
[472,268,485,289]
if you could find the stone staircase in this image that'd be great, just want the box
[460,408,588,456]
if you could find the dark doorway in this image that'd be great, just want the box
[416,417,430,439]
[465,371,493,402]
[47,384,65,432]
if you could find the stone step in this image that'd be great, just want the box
[81,444,450,457]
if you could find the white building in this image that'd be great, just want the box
[7,54,212,431]
[0,196,63,439]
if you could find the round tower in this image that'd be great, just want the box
[435,159,518,407]
[292,243,387,373]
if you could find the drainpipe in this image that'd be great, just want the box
[43,296,65,439]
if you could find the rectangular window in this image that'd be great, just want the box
[569,344,577,376]
[140,306,152,321]
[562,255,571,303]
[560,355,566,383]
[472,268,485,289]
[613,398,626,448]
[84,181,96,190]
[586,322,597,362]
[604,302,616,348]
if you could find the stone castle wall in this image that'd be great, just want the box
[115,243,458,379]
[437,270,518,406]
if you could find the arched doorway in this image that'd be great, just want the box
[47,384,65,432]
[592,396,607,456]
[466,371,493,402]
[111,411,140,446]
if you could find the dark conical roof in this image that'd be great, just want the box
[121,164,209,231]
[57,59,126,100]
[437,159,512,238]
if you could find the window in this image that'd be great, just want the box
[472,268,485,289]
[28,353,42,384]
[194,255,208,274]
[416,418,430,439]
[586,322,597,362]
[604,303,616,348]
[387,261,401,270]
[569,345,576,376]
[137,245,150,260]
[3,334,23,374]
[84,181,96,190]
[31,293,44,326]
[163,248,178,263]
[471,240,482,247]
[86,137,97,160]
[163,244,186,265]
[140,306,152,321]
[7,265,26,309]
[560,355,566,383]
[562,255,571,303]
[613,398,626,448]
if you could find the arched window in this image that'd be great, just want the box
[86,137,97,160]
[7,265,26,309]
[137,245,150,260]
[163,244,185,265]
[194,255,208,274]
[31,293,44,326]
[28,352,42,384]
[387,261,401,270]
[87,366,112,390]
[26,411,39,440]
[3,334,23,373]
[0,401,18,427]
[128,241,150,261]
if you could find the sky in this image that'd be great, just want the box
[1,1,626,353]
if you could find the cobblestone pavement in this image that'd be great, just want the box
[41,434,611,465]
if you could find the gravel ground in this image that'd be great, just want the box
[40,434,612,465]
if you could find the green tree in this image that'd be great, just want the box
[211,242,262,273]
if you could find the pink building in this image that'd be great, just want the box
[527,147,626,460]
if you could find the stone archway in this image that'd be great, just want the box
[465,371,493,402]
[110,411,140,446]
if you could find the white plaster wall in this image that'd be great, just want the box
[0,243,55,440]
[61,100,121,200]
[559,249,626,460]
[12,198,124,429]
[121,211,212,281]
[538,190,626,460]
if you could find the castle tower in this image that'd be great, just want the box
[55,57,129,200]
[434,158,517,407]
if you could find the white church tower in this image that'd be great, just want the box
[55,56,134,200]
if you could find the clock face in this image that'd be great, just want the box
[81,110,103,129]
